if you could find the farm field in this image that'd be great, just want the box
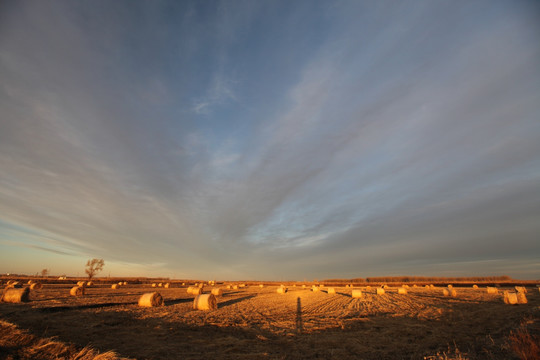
[1,282,539,359]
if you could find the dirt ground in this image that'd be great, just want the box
[0,283,539,359]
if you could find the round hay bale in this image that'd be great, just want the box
[164,283,170,288]
[70,286,84,296]
[504,291,518,305]
[487,287,498,294]
[232,285,238,290]
[77,281,86,287]
[327,287,336,295]
[277,287,287,294]
[2,287,30,303]
[398,287,407,295]
[450,289,457,297]
[152,283,157,287]
[515,286,526,294]
[198,283,204,289]
[443,289,449,296]
[87,281,93,287]
[412,284,417,288]
[123,282,127,286]
[193,294,217,311]
[312,286,319,292]
[6,282,22,289]
[376,288,385,295]
[191,287,202,295]
[352,289,362,298]
[118,282,123,286]
[182,282,185,286]
[517,292,527,304]
[27,280,34,285]
[211,288,223,296]
[302,285,306,288]
[447,284,453,289]
[366,286,371,290]
[425,285,430,289]
[472,285,478,289]
[138,292,163,307]
[259,284,264,288]
[226,285,232,289]
[158,283,163,287]
[30,283,42,290]
[239,284,246,288]
[186,286,194,294]
[111,284,119,289]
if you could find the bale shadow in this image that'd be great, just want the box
[218,295,257,308]
[165,298,193,306]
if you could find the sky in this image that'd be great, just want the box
[0,1,539,280]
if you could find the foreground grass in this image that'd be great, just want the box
[0,319,130,360]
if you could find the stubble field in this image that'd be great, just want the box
[1,282,539,359]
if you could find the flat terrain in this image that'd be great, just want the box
[1,283,539,359]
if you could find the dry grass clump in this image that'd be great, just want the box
[1,287,30,303]
[70,286,84,296]
[193,294,217,310]
[508,322,540,360]
[138,292,163,307]
[0,319,128,360]
[487,287,498,294]
[352,289,363,298]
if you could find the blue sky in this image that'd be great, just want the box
[1,0,539,280]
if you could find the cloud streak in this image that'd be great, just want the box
[1,0,539,279]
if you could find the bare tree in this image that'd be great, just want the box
[41,268,49,277]
[85,259,105,279]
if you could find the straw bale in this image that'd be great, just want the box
[352,289,362,298]
[30,283,42,290]
[277,287,287,294]
[487,287,498,294]
[504,291,518,305]
[193,294,217,310]
[70,286,84,296]
[398,287,407,295]
[211,288,223,296]
[327,287,336,295]
[2,287,30,303]
[376,288,385,295]
[138,292,163,307]
[111,284,119,289]
[517,292,527,304]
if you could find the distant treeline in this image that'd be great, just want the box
[323,275,512,283]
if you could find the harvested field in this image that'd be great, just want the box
[0,283,539,359]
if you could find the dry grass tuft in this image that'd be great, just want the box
[508,322,540,360]
[0,319,130,360]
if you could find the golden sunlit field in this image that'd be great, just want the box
[1,280,539,360]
